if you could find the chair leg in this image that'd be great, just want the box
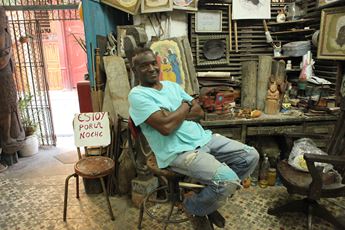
[163,201,176,230]
[76,175,79,199]
[100,177,115,221]
[268,199,309,216]
[307,205,312,230]
[63,173,76,222]
[137,202,145,230]
[311,202,345,229]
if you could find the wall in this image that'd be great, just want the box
[81,0,130,86]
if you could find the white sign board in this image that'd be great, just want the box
[73,112,111,147]
[233,0,271,20]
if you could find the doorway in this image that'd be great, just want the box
[4,3,86,146]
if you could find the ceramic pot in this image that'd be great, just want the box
[19,135,39,157]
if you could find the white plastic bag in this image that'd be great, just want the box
[288,138,331,172]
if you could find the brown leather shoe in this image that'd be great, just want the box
[207,210,225,228]
[183,204,212,230]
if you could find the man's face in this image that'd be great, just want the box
[133,51,160,87]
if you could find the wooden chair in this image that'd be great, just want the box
[63,112,115,221]
[127,118,206,230]
[268,97,345,229]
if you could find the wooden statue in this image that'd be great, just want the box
[0,7,24,154]
[265,81,280,114]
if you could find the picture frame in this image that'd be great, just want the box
[196,35,229,66]
[141,0,173,14]
[195,10,223,33]
[317,0,343,8]
[232,0,271,20]
[173,0,198,11]
[317,6,345,60]
[101,0,141,15]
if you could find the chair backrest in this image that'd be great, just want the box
[327,97,345,157]
[73,112,112,159]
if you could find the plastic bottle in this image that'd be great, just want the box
[267,168,277,186]
[250,162,260,186]
[259,156,270,188]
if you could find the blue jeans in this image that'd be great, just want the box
[169,134,259,216]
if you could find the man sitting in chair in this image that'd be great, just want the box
[128,47,259,229]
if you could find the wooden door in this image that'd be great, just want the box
[63,20,87,88]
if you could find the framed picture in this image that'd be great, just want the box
[196,35,229,66]
[173,0,198,11]
[232,0,270,20]
[195,10,222,33]
[317,0,343,8]
[317,6,345,60]
[150,38,195,94]
[101,0,141,15]
[141,0,173,13]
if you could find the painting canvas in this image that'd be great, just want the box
[195,11,222,33]
[232,0,271,20]
[101,0,141,15]
[150,38,193,94]
[317,6,345,60]
[173,0,198,11]
[141,0,173,13]
[318,0,341,8]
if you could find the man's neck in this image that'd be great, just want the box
[141,81,162,90]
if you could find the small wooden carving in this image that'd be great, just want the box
[265,81,280,114]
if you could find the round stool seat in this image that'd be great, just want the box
[146,154,183,179]
[75,156,114,179]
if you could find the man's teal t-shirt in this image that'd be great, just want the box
[128,81,212,168]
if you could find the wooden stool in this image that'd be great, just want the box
[63,156,115,221]
[137,154,189,229]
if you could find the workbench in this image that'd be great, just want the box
[201,113,338,148]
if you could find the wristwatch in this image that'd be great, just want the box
[182,99,192,111]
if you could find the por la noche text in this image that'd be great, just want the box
[77,113,106,139]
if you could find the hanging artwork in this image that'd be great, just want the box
[150,37,195,94]
[317,0,342,8]
[232,0,271,20]
[317,6,345,60]
[195,11,223,33]
[173,0,198,11]
[141,0,173,13]
[101,0,141,15]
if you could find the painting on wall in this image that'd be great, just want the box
[141,0,173,13]
[101,0,141,15]
[317,6,345,60]
[232,0,271,20]
[173,0,198,11]
[150,38,194,94]
[317,0,342,8]
[195,10,223,33]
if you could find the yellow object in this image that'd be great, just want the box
[78,2,83,21]
[259,179,268,188]
[267,168,277,186]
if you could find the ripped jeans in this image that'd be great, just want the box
[169,134,259,216]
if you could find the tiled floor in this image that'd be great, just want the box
[1,142,344,230]
[1,90,344,229]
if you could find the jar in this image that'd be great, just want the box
[267,168,277,186]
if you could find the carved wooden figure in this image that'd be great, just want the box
[0,7,24,153]
[265,81,280,114]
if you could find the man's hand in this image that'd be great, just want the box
[185,99,205,122]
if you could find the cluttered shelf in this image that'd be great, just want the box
[270,29,315,35]
[267,19,315,26]
[200,112,338,145]
[201,112,338,126]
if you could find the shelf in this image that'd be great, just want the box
[267,19,315,26]
[270,29,315,35]
[286,68,301,72]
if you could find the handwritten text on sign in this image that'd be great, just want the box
[73,112,110,147]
